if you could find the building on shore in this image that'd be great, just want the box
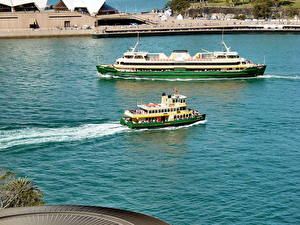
[0,0,47,12]
[0,0,125,30]
[53,0,118,16]
[0,0,152,31]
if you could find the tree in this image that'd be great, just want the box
[286,7,299,18]
[252,0,272,19]
[0,169,44,208]
[166,0,191,14]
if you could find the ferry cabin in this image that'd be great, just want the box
[113,48,254,73]
[123,93,201,124]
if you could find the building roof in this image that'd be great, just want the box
[61,0,105,15]
[0,0,48,9]
[0,205,170,225]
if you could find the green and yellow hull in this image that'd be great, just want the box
[97,65,266,79]
[120,114,206,129]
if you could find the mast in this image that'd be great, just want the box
[221,29,231,53]
[221,40,231,53]
[130,33,141,52]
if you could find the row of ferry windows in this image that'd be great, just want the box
[118,62,242,66]
[123,56,239,59]
[174,114,192,119]
[124,68,242,72]
[147,107,186,114]
[173,99,186,103]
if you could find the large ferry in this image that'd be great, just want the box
[97,39,266,79]
[120,92,206,129]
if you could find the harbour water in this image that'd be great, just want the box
[0,34,299,224]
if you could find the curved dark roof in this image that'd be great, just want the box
[172,50,188,53]
[0,205,170,225]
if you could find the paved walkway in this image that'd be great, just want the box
[0,28,93,38]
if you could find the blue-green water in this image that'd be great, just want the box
[0,34,300,224]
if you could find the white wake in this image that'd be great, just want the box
[99,73,300,81]
[0,120,207,150]
[258,75,300,80]
[0,123,129,150]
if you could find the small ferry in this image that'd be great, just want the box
[97,39,266,79]
[120,92,206,129]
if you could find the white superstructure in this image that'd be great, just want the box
[0,0,48,10]
[0,0,107,15]
[60,0,105,15]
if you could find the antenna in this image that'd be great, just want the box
[201,48,212,53]
[220,28,230,53]
[221,27,224,43]
[220,29,231,53]
[264,55,266,65]
[131,33,140,52]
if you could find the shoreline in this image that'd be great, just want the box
[1,24,300,39]
[0,29,93,39]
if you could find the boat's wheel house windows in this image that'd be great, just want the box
[172,98,186,103]
[134,55,144,59]
[124,55,134,59]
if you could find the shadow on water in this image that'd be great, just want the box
[97,76,267,103]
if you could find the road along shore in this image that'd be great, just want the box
[1,24,300,39]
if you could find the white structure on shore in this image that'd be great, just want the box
[0,0,48,11]
[0,0,108,15]
[59,0,106,16]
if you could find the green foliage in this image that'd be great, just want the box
[0,169,44,208]
[0,170,16,182]
[234,14,247,20]
[166,0,191,14]
[252,0,272,18]
[286,6,299,17]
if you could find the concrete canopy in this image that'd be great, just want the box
[0,0,48,9]
[61,0,105,15]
